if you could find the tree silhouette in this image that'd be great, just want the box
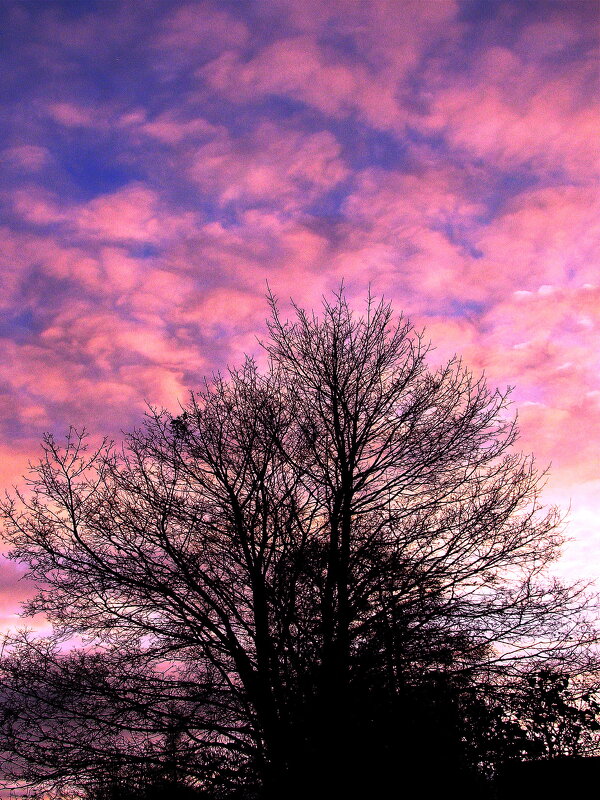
[0,290,597,798]
[508,670,599,761]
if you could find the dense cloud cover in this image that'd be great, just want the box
[0,0,598,626]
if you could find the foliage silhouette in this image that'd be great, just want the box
[0,289,598,798]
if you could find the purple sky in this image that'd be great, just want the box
[0,0,599,628]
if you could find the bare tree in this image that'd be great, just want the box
[0,290,597,798]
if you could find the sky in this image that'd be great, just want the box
[0,0,598,629]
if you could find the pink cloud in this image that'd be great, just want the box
[11,188,63,226]
[462,286,600,482]
[74,184,198,244]
[47,101,98,128]
[419,33,598,181]
[200,37,406,129]
[1,145,50,170]
[187,122,348,210]
[140,112,220,145]
[398,284,600,498]
[10,184,201,251]
[198,0,460,130]
[99,247,143,293]
[257,0,458,35]
[475,186,600,290]
[0,225,103,294]
[0,316,200,441]
[332,165,486,304]
[0,447,36,496]
[515,10,595,60]
[152,1,249,78]
[182,287,264,333]
[332,160,599,311]
[344,165,484,227]
[157,1,249,52]
[39,302,204,372]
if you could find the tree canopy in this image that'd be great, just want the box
[0,290,597,799]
